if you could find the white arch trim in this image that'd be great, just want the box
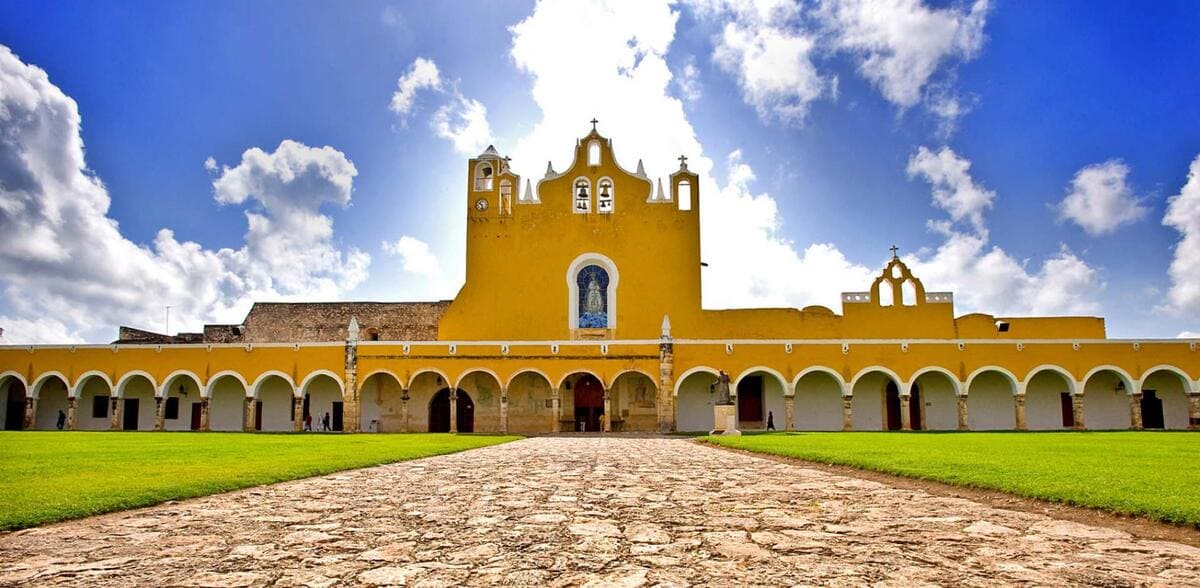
[1080,365,1136,396]
[408,368,451,390]
[555,369,605,390]
[0,370,29,393]
[1022,364,1077,396]
[251,370,296,399]
[454,368,503,390]
[607,368,657,390]
[115,370,158,398]
[72,371,113,398]
[964,366,1020,396]
[204,371,249,399]
[299,370,345,398]
[849,366,903,393]
[672,366,720,397]
[792,366,845,389]
[566,252,620,331]
[159,369,204,398]
[908,366,962,396]
[733,366,790,396]
[358,369,404,389]
[505,368,553,389]
[1138,364,1196,394]
[30,371,70,399]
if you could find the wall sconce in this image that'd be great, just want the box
[179,384,187,397]
[1115,380,1126,393]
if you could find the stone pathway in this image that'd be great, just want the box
[2,437,1199,587]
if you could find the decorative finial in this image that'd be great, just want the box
[524,178,535,202]
[590,117,599,131]
[889,244,899,259]
[544,161,556,178]
[636,159,646,177]
[655,178,666,201]
[348,316,359,342]
[661,315,672,339]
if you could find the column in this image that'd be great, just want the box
[1014,394,1027,431]
[66,396,78,430]
[1071,391,1085,430]
[956,394,968,431]
[1129,393,1144,430]
[602,386,612,432]
[658,340,676,433]
[244,397,256,432]
[552,388,562,433]
[1189,393,1200,431]
[110,396,122,431]
[23,396,36,430]
[449,388,458,433]
[293,394,304,432]
[343,336,359,433]
[841,395,853,431]
[199,398,210,431]
[154,396,165,431]
[400,389,410,433]
[499,386,509,434]
[784,395,795,431]
[899,394,911,431]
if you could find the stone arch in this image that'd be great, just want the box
[358,370,404,433]
[792,367,844,431]
[1138,365,1194,392]
[206,372,247,432]
[560,371,606,433]
[851,367,902,431]
[114,371,157,430]
[301,371,345,432]
[73,372,114,431]
[733,367,787,431]
[606,369,657,391]
[159,370,203,397]
[609,370,658,432]
[1024,365,1076,430]
[556,369,604,391]
[72,370,113,397]
[0,372,29,431]
[407,369,450,432]
[160,370,204,431]
[455,369,501,432]
[454,368,502,391]
[507,368,552,390]
[31,371,69,399]
[506,369,554,433]
[1081,366,1134,430]
[674,367,720,432]
[1138,365,1192,429]
[115,371,158,398]
[429,387,474,433]
[409,368,450,390]
[251,371,296,398]
[1023,365,1077,395]
[31,373,69,430]
[300,370,344,397]
[909,367,959,430]
[966,368,1017,430]
[253,372,295,432]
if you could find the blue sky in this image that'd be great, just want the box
[0,0,1198,343]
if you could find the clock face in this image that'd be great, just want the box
[474,198,489,211]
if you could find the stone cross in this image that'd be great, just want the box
[590,118,599,131]
[889,245,899,258]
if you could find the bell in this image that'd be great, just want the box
[577,186,588,198]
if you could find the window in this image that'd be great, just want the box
[499,180,513,215]
[597,179,614,213]
[677,180,692,211]
[574,179,591,213]
[901,279,917,306]
[587,141,601,166]
[877,282,894,307]
[366,328,380,341]
[576,265,610,328]
[92,395,108,418]
[474,162,494,191]
[165,397,180,420]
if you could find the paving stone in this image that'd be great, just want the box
[0,437,1198,586]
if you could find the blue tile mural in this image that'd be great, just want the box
[577,264,609,328]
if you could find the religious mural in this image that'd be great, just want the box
[577,265,609,328]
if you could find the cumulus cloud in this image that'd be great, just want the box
[712,14,831,122]
[1161,154,1200,318]
[675,56,703,103]
[382,236,439,277]
[0,45,368,343]
[906,145,994,236]
[389,57,441,117]
[390,57,492,154]
[1057,159,1147,235]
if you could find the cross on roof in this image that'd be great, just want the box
[590,118,599,131]
[890,245,900,258]
[678,154,688,166]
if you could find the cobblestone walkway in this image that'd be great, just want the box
[2,437,1199,586]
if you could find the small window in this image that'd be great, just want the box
[165,397,180,420]
[877,282,894,307]
[366,328,381,341]
[499,180,513,215]
[677,180,692,211]
[92,395,108,418]
[474,163,494,191]
[574,179,591,213]
[597,179,614,213]
[901,279,917,306]
[996,321,1010,332]
[588,141,601,166]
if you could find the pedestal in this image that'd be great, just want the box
[710,404,740,436]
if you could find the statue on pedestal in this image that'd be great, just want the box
[712,371,732,405]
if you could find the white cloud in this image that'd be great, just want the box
[712,18,830,122]
[203,155,217,172]
[1057,159,1147,235]
[906,145,994,236]
[675,56,702,103]
[0,45,368,343]
[1161,154,1200,318]
[389,57,441,117]
[383,236,439,277]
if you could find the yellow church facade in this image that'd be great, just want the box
[3,127,1199,435]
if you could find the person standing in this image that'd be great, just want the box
[56,409,66,430]
[304,413,312,432]
[322,412,331,432]
[766,411,775,431]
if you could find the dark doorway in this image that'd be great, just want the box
[909,383,923,430]
[3,385,24,430]
[429,388,474,432]
[255,400,263,431]
[332,402,344,431]
[573,375,604,432]
[737,375,764,427]
[885,381,902,430]
[1141,390,1165,429]
[190,403,202,430]
[1060,393,1074,428]
[302,394,310,420]
[122,398,139,430]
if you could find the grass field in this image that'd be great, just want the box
[705,431,1200,526]
[0,432,518,531]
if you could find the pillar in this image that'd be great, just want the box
[343,338,359,433]
[110,396,122,430]
[1014,394,1027,431]
[900,394,911,431]
[500,386,509,434]
[1189,393,1200,431]
[841,395,853,431]
[449,388,458,433]
[552,388,561,433]
[400,389,410,433]
[784,394,795,431]
[154,396,165,431]
[956,394,968,431]
[1129,393,1143,430]
[199,398,210,431]
[1071,391,1085,430]
[602,386,612,433]
[293,394,304,432]
[23,396,36,430]
[66,396,78,430]
[244,397,256,432]
[658,339,676,433]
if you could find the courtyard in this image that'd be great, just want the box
[2,436,1198,586]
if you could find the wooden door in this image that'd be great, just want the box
[1060,393,1074,428]
[885,382,901,430]
[455,395,473,433]
[332,402,344,431]
[909,385,923,430]
[429,388,451,432]
[190,403,202,430]
[737,376,764,426]
[123,398,139,430]
[255,400,263,431]
[1141,391,1164,429]
[574,376,604,432]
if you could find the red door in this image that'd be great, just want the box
[190,403,202,430]
[574,376,604,432]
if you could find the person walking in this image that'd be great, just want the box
[766,410,776,431]
[56,409,66,430]
[322,412,331,432]
[304,413,312,432]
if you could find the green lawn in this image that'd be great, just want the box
[0,432,519,531]
[704,432,1200,526]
